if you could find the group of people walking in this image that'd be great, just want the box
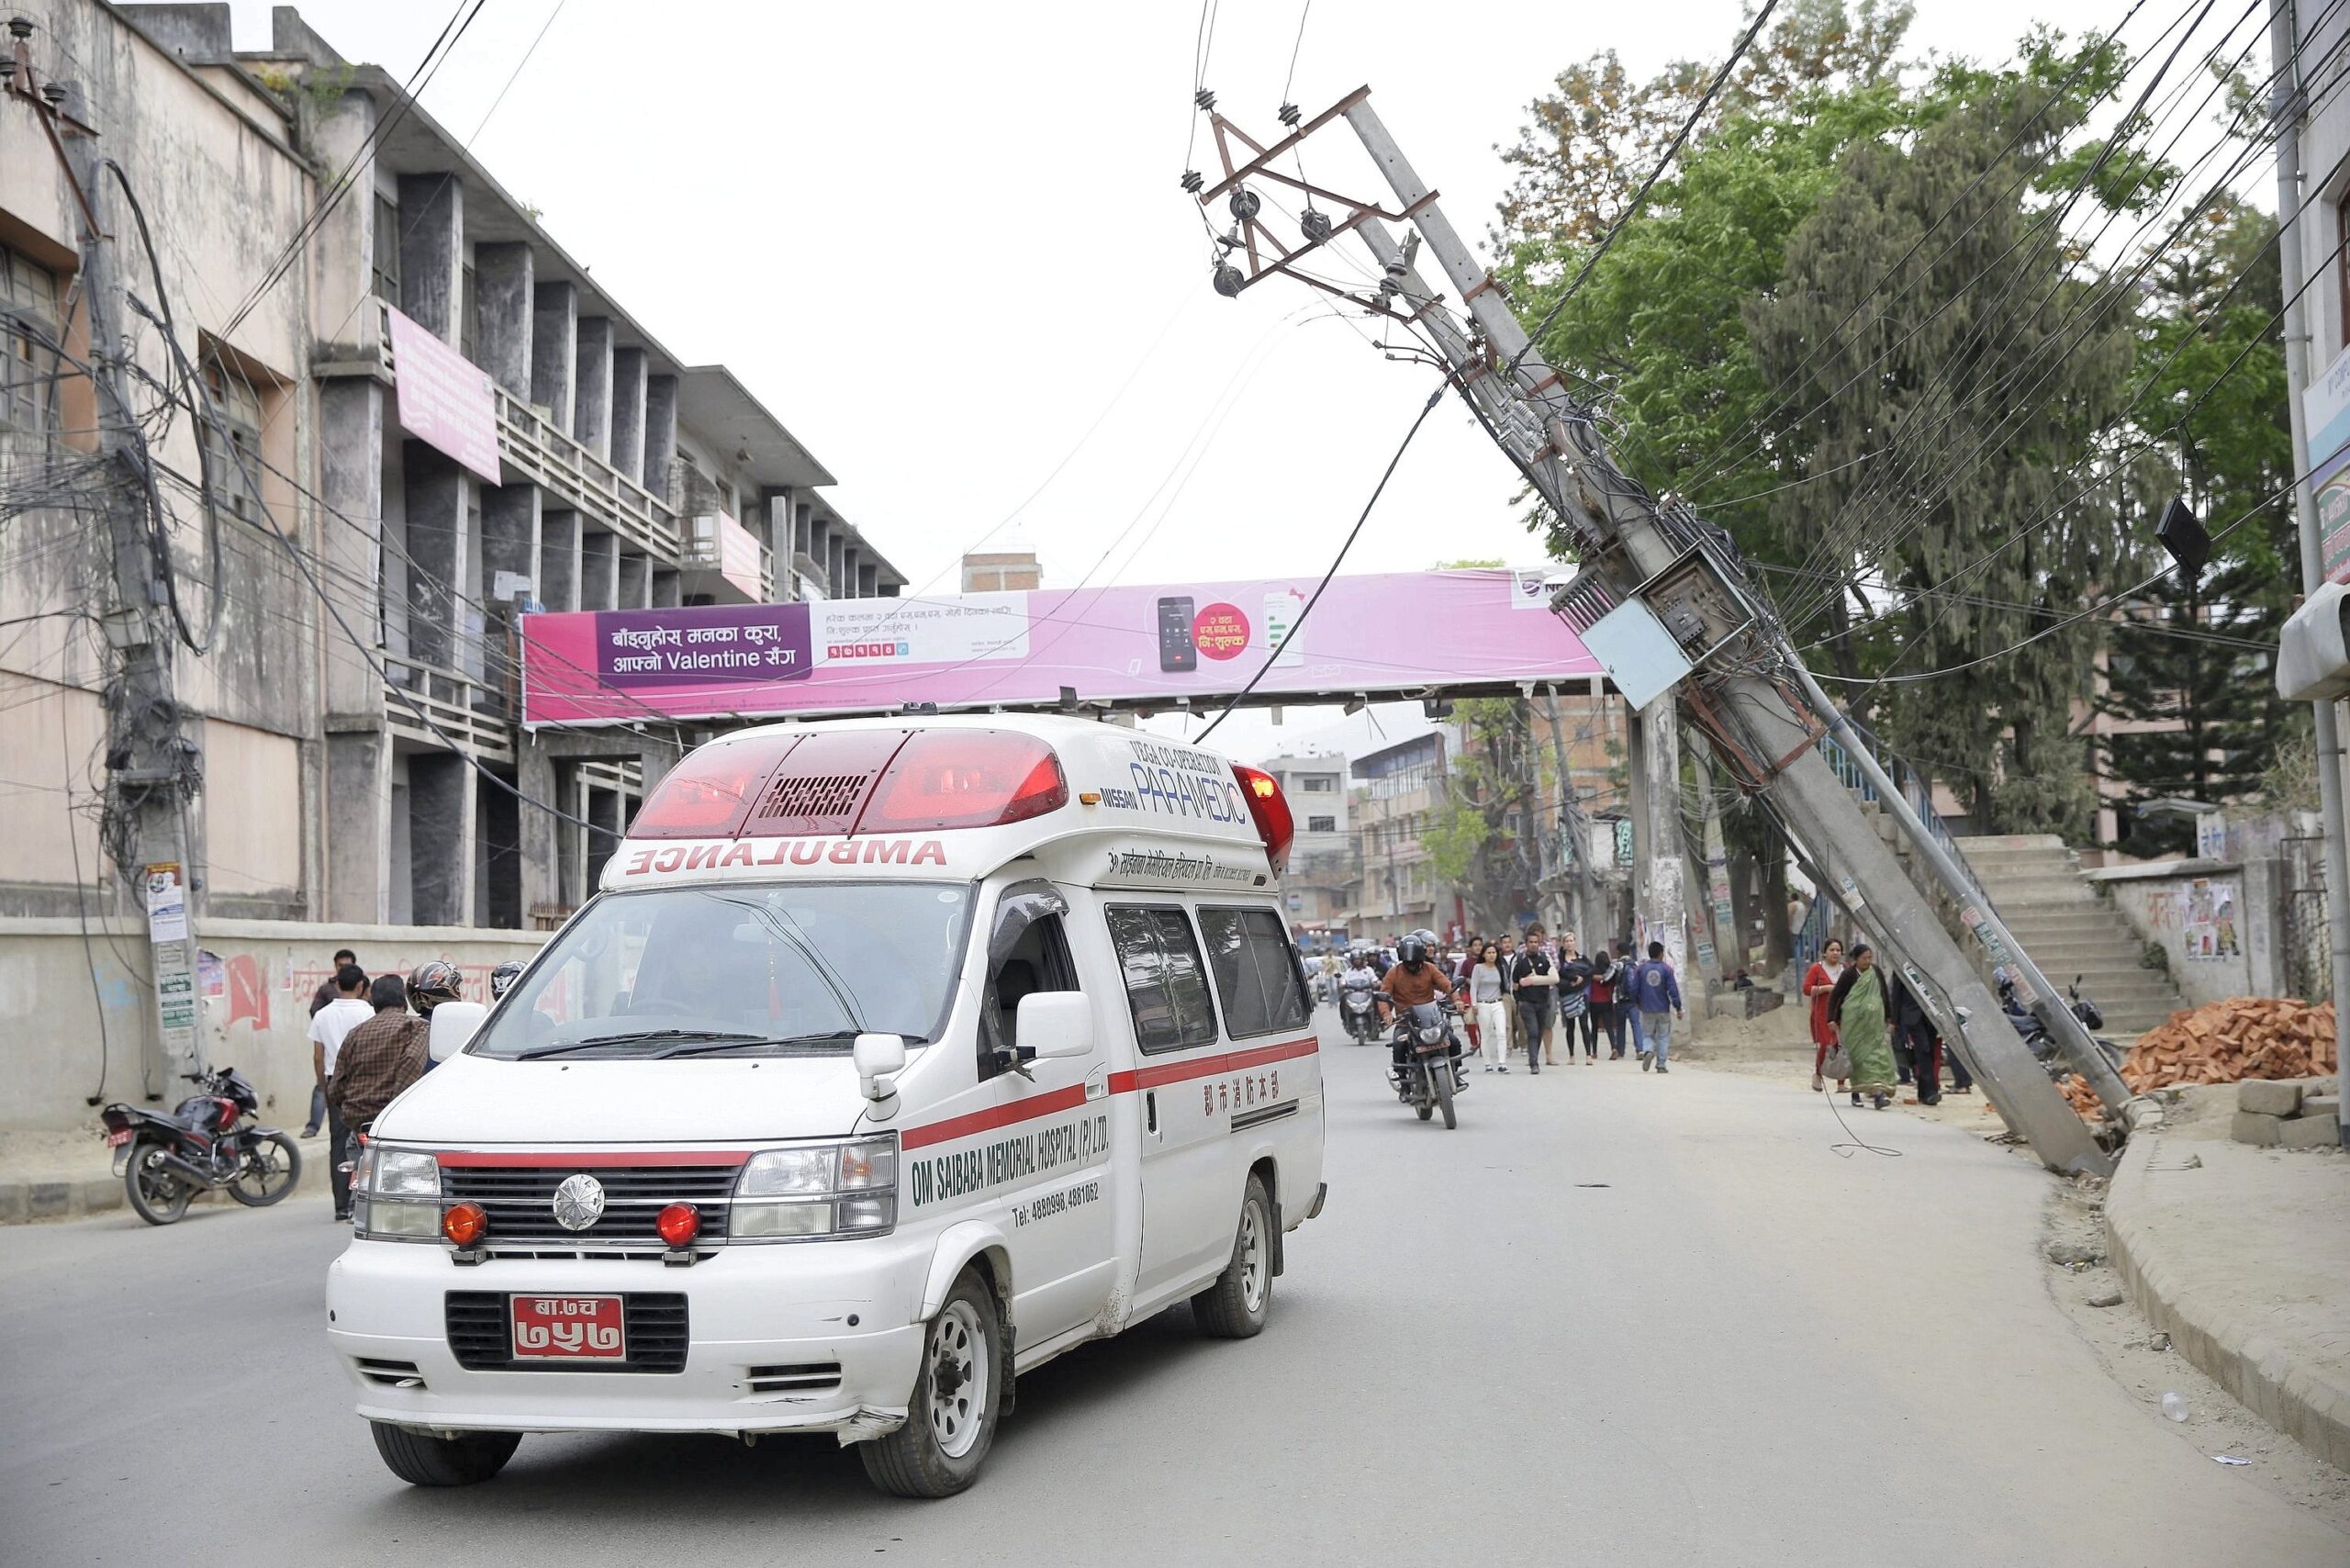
[1800,936,1975,1110]
[1446,927,1686,1075]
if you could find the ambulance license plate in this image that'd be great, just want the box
[509,1294,625,1360]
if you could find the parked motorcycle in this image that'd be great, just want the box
[1996,971,2123,1081]
[99,1066,301,1226]
[1340,985,1380,1045]
[1386,1001,1461,1129]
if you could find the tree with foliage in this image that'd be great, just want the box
[2099,196,2296,853]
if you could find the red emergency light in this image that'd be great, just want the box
[856,729,1069,833]
[1231,764,1294,873]
[628,727,1070,841]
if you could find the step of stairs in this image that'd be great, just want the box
[1951,834,2190,1037]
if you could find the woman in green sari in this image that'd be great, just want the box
[1827,944,1897,1111]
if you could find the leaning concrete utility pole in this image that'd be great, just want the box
[20,32,204,1097]
[1190,87,2114,1172]
[2270,0,2350,1145]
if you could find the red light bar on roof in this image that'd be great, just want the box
[628,736,798,839]
[1231,764,1294,873]
[855,729,1069,834]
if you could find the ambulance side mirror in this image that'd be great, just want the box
[430,1001,488,1062]
[1015,992,1094,1060]
[854,1032,908,1116]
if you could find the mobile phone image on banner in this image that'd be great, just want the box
[1158,595,1197,672]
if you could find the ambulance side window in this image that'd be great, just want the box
[980,914,1076,1081]
[1198,905,1313,1038]
[1104,905,1219,1055]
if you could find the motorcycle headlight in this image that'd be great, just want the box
[1417,1025,1443,1045]
[731,1137,898,1241]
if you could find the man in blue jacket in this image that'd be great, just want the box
[1631,940,1684,1073]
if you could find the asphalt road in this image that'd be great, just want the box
[5,1019,2343,1567]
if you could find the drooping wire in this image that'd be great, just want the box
[1196,377,1449,743]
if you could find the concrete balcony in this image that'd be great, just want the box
[375,299,681,564]
[381,648,515,764]
[677,512,775,604]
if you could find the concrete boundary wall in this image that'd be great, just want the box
[0,918,548,1133]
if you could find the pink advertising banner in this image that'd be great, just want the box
[386,304,502,484]
[519,568,1603,727]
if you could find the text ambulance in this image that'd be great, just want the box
[328,715,1326,1496]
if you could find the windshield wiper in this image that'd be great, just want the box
[510,1028,765,1060]
[647,1030,860,1058]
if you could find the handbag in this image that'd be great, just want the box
[1823,1046,1852,1080]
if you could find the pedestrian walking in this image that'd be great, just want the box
[1631,940,1684,1072]
[1887,968,1953,1105]
[1588,943,1623,1059]
[1827,944,1897,1111]
[328,974,433,1219]
[1511,926,1558,1073]
[1558,932,1597,1062]
[1495,932,1525,1064]
[1804,938,1848,1095]
[307,963,371,1215]
[303,946,358,1135]
[1614,938,1644,1059]
[1470,942,1511,1073]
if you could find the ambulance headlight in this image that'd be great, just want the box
[730,1137,898,1241]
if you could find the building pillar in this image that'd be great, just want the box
[518,738,562,924]
[653,568,682,608]
[473,241,533,397]
[403,443,466,670]
[531,282,576,427]
[476,770,521,929]
[840,545,862,599]
[481,484,541,676]
[581,530,619,610]
[540,508,580,611]
[408,752,476,926]
[325,728,392,925]
[396,173,464,345]
[586,787,621,890]
[610,348,647,487]
[574,317,612,458]
[643,374,679,507]
[319,379,386,713]
[826,529,845,598]
[618,550,651,609]
[857,559,879,598]
[309,85,379,364]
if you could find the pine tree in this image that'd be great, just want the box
[2099,196,2295,854]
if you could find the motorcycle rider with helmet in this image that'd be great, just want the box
[1376,929,1467,1093]
[488,960,525,1002]
[1337,947,1382,1043]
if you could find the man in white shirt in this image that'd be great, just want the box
[308,965,373,1221]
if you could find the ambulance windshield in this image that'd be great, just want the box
[472,882,974,1059]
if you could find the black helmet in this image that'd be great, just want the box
[1398,935,1429,967]
[408,960,464,1014]
[488,960,525,1000]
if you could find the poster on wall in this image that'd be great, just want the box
[520,568,1603,726]
[386,304,503,484]
[2182,877,2242,961]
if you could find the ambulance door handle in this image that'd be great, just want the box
[1146,1091,1158,1135]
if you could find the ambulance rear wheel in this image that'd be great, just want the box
[861,1270,1003,1498]
[1192,1175,1272,1339]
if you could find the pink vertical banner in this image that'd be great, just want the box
[387,304,503,484]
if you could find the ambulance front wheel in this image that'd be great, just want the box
[1192,1174,1273,1339]
[860,1269,1004,1497]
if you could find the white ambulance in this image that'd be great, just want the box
[327,715,1326,1496]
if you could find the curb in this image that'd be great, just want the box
[0,1175,129,1224]
[2106,1131,2350,1474]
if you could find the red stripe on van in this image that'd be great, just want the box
[1106,1034,1320,1094]
[433,1149,754,1168]
[900,1084,1091,1151]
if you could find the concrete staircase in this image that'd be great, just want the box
[1952,834,2188,1036]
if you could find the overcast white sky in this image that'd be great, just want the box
[230,0,2125,763]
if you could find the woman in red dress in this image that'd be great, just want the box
[1804,937,1847,1093]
